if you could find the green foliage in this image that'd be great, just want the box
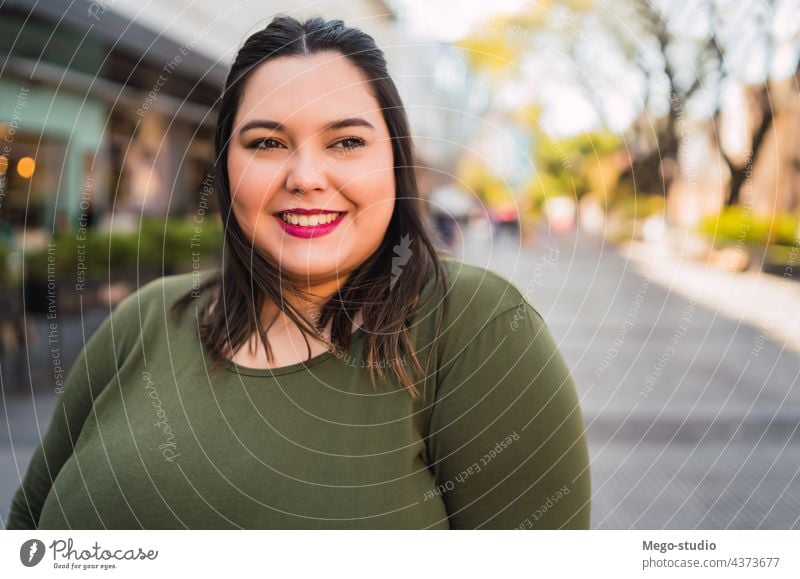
[526,130,623,205]
[765,244,799,268]
[0,242,7,285]
[524,172,574,210]
[21,218,223,284]
[611,194,666,221]
[456,160,516,208]
[697,207,800,246]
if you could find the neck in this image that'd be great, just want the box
[264,275,346,339]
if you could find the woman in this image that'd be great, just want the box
[7,15,590,530]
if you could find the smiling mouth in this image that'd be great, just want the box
[274,210,347,226]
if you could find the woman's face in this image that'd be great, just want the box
[227,51,396,287]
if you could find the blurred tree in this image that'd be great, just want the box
[523,126,623,209]
[709,0,794,206]
[455,158,513,208]
[456,0,800,211]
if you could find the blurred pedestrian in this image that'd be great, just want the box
[428,182,474,249]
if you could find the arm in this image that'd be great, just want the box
[5,307,125,529]
[427,301,591,529]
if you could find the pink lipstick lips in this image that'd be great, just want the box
[273,208,347,239]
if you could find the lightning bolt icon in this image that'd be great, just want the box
[28,542,38,562]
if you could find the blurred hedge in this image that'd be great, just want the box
[20,218,223,285]
[698,207,799,246]
[0,243,6,283]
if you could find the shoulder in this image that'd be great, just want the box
[112,268,218,323]
[437,256,530,330]
[91,269,218,358]
[413,256,542,374]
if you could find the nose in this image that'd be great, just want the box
[285,146,328,194]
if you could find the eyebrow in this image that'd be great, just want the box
[238,117,375,135]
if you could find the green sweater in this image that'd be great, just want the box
[6,258,590,529]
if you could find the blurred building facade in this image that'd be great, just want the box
[0,0,228,232]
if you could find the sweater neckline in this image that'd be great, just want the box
[222,326,367,377]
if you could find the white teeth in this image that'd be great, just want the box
[281,212,341,226]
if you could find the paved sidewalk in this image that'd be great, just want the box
[454,224,800,529]
[620,236,800,355]
[0,309,108,527]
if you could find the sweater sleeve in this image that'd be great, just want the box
[5,299,134,529]
[426,301,591,529]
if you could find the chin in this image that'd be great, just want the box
[275,259,349,282]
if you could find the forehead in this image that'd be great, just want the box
[236,51,383,128]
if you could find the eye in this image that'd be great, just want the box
[247,137,284,150]
[332,137,366,151]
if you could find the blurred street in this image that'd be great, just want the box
[453,225,800,529]
[2,226,799,529]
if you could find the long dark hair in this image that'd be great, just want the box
[172,15,448,399]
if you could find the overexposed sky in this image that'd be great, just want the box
[393,0,631,136]
[393,0,529,42]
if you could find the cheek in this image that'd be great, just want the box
[227,153,278,222]
[342,169,394,253]
[343,164,395,215]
